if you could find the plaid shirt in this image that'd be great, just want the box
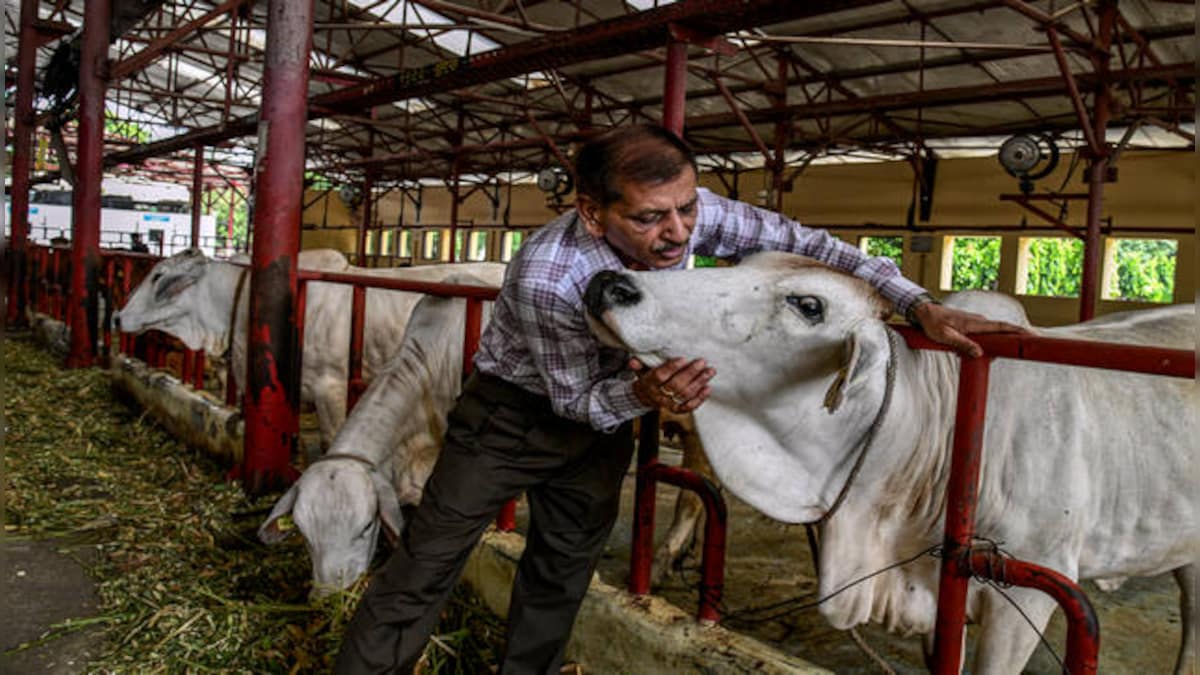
[473,187,928,432]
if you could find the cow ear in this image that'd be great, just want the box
[153,271,201,302]
[370,470,404,547]
[258,484,300,544]
[823,322,889,413]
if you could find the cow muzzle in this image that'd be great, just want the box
[584,270,642,317]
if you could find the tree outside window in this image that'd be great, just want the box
[942,236,1000,291]
[1102,239,1177,303]
[860,236,904,269]
[1017,237,1082,298]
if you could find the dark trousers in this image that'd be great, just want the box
[335,372,635,675]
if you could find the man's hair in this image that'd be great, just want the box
[574,125,697,206]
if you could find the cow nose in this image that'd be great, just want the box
[584,270,642,317]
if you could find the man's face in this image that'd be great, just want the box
[577,166,699,270]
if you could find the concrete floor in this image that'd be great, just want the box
[0,538,103,675]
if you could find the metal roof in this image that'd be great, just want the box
[5,0,1194,189]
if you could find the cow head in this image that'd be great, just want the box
[585,252,894,523]
[259,456,404,598]
[114,248,221,352]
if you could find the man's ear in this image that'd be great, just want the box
[576,196,605,238]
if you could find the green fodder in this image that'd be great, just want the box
[3,335,502,673]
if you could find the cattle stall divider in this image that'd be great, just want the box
[23,245,186,378]
[629,409,728,625]
[892,326,1194,675]
[288,268,517,530]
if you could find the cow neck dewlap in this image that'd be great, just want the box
[205,261,246,352]
[815,348,968,635]
[327,335,459,471]
[693,371,885,524]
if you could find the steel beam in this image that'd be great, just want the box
[662,37,688,136]
[237,0,314,494]
[1079,1,1118,322]
[100,0,886,168]
[7,0,39,326]
[66,0,110,368]
[191,144,204,247]
[109,0,251,81]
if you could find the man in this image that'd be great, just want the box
[129,232,151,253]
[335,125,1020,674]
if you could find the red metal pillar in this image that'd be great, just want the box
[361,170,376,265]
[662,37,687,137]
[356,109,376,265]
[1078,1,1117,322]
[7,0,39,326]
[448,108,465,262]
[66,0,109,368]
[191,144,204,248]
[237,0,313,493]
[931,355,993,673]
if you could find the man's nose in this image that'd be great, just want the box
[661,209,689,241]
[584,271,642,316]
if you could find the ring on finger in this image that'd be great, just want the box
[659,384,675,397]
[669,393,686,406]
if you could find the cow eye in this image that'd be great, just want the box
[151,272,163,284]
[786,295,824,324]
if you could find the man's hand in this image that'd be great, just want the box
[911,302,1032,358]
[630,357,716,413]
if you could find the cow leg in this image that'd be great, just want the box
[971,585,1059,675]
[651,417,715,586]
[1174,563,1197,675]
[652,489,703,586]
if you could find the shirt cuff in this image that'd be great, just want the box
[904,292,941,327]
[596,377,653,433]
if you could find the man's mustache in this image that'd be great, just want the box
[652,240,687,254]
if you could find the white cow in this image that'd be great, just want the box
[258,287,479,595]
[113,248,505,446]
[651,289,1035,586]
[585,252,1196,675]
[258,283,709,596]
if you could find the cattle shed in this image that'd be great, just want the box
[2,1,1195,673]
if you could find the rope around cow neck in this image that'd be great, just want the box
[813,325,900,527]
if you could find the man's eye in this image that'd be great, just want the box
[633,215,660,227]
[678,202,697,216]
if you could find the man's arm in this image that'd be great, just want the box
[692,189,1028,356]
[511,279,652,431]
[691,189,928,316]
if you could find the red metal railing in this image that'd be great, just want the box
[629,409,727,624]
[22,244,204,389]
[626,323,1194,640]
[894,326,1193,675]
[245,267,518,530]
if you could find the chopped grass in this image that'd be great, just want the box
[3,334,503,673]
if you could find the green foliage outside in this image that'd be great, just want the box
[1023,238,1082,297]
[305,172,334,191]
[862,236,903,268]
[210,188,250,250]
[693,255,718,267]
[949,236,1000,291]
[104,111,150,144]
[1108,239,1177,303]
